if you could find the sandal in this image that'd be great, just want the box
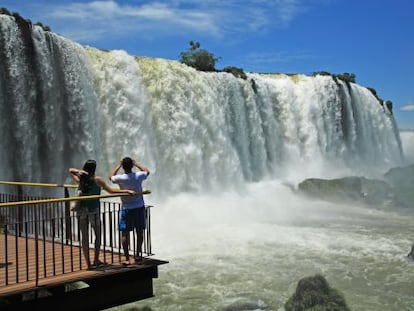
[94,260,107,267]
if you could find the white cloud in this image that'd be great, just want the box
[401,104,414,112]
[43,1,221,41]
[35,0,307,43]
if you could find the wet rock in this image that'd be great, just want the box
[298,176,363,201]
[285,274,350,311]
[408,243,414,260]
[297,164,414,210]
[297,176,393,206]
[384,164,414,208]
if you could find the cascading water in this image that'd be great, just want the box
[1,15,413,310]
[400,130,414,165]
[0,14,404,195]
[0,15,100,191]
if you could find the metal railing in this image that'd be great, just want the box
[0,181,153,287]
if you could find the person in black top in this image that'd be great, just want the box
[69,159,134,269]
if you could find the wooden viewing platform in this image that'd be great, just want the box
[0,232,167,310]
[0,181,168,310]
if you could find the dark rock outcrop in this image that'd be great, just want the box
[297,164,414,209]
[298,176,363,201]
[297,176,393,207]
[384,164,414,208]
[285,274,350,311]
[408,244,414,260]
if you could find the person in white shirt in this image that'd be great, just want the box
[109,157,150,265]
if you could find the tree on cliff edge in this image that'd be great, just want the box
[179,40,220,72]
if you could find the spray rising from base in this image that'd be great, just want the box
[120,180,414,311]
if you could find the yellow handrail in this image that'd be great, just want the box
[0,190,151,207]
[0,180,78,188]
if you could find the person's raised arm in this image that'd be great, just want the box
[109,160,123,180]
[68,167,88,183]
[133,160,150,175]
[95,176,135,195]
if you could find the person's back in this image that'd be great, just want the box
[110,157,149,209]
[69,159,102,269]
[109,157,150,264]
[112,172,147,208]
[79,174,101,211]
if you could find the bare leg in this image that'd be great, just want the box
[135,230,144,260]
[79,215,91,268]
[122,231,130,263]
[91,213,102,265]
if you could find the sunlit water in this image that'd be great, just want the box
[108,180,414,311]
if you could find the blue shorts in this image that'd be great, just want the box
[119,207,146,232]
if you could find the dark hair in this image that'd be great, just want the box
[79,159,96,193]
[82,159,96,175]
[122,157,133,171]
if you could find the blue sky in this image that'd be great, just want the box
[2,0,413,129]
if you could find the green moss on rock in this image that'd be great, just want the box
[298,177,364,201]
[285,275,350,311]
[297,176,394,207]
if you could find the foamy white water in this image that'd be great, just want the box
[400,130,414,165]
[119,182,414,311]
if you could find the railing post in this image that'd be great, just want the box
[17,185,23,236]
[64,187,71,244]
[35,209,39,286]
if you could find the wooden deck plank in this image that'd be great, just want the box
[0,258,168,296]
[0,233,131,295]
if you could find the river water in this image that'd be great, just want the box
[109,135,414,311]
[109,179,414,311]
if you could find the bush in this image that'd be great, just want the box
[312,71,332,76]
[222,66,247,79]
[384,100,393,112]
[0,7,11,15]
[1,8,51,31]
[367,87,378,97]
[179,41,220,72]
[335,73,356,83]
[34,22,51,32]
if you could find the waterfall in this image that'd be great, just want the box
[0,15,100,188]
[0,15,404,197]
[400,130,414,165]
